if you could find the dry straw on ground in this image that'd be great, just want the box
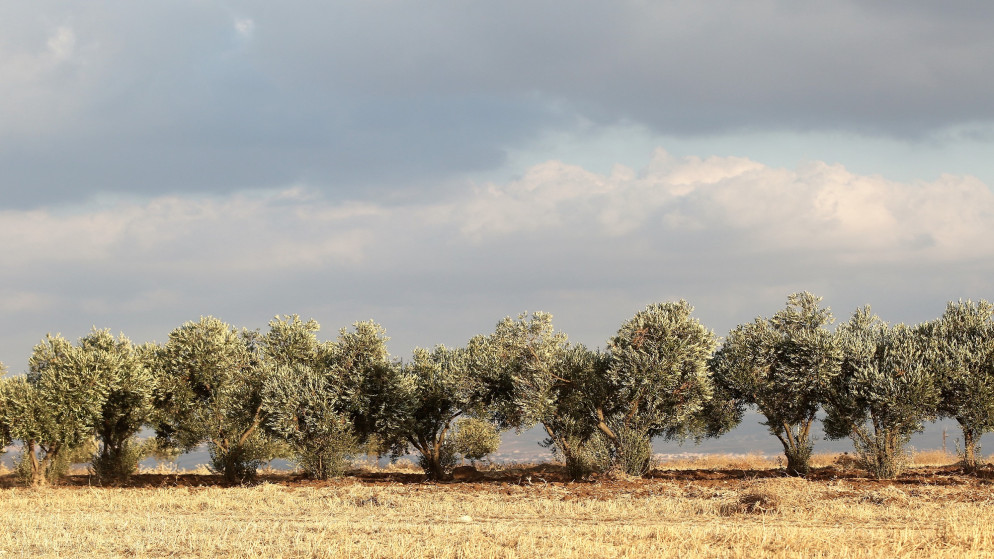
[1,452,992,557]
[653,449,960,471]
[0,476,992,557]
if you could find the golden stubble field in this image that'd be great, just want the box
[1,453,993,558]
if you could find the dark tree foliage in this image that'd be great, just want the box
[322,321,410,455]
[469,313,612,479]
[536,344,613,479]
[258,315,359,479]
[11,295,994,483]
[263,363,357,479]
[82,330,156,483]
[0,366,11,451]
[470,312,570,432]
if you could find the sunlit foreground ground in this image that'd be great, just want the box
[1,451,993,558]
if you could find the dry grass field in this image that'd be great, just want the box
[1,452,993,558]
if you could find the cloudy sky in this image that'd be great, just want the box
[3,1,994,455]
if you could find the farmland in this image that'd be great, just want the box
[1,453,993,558]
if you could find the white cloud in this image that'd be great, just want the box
[2,150,992,277]
[234,18,255,39]
[458,150,994,263]
[5,2,994,208]
[0,191,371,275]
[46,26,75,60]
[0,23,98,141]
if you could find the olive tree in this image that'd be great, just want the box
[154,316,272,482]
[396,344,475,480]
[7,334,113,485]
[258,315,361,479]
[924,300,994,470]
[263,363,358,479]
[712,293,840,476]
[827,308,939,479]
[260,315,323,369]
[537,344,614,479]
[82,330,156,483]
[452,417,501,466]
[471,312,569,431]
[322,321,410,454]
[602,301,732,476]
[4,377,56,485]
[469,313,609,478]
[258,315,413,479]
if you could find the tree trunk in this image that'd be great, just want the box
[608,423,652,477]
[410,433,449,481]
[27,441,63,487]
[775,421,813,477]
[415,440,448,481]
[595,407,643,475]
[961,424,978,473]
[26,441,47,487]
[223,447,251,483]
[423,451,446,481]
[209,439,257,483]
[94,436,135,484]
[783,449,809,478]
[865,427,900,480]
[594,406,618,442]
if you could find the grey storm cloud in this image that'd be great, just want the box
[3,1,994,206]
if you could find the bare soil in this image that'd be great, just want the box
[10,462,994,494]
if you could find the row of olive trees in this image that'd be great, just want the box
[712,294,994,479]
[0,302,733,485]
[0,330,156,486]
[470,304,737,480]
[432,294,994,481]
[0,317,444,485]
[1,295,992,484]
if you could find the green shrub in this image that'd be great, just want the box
[294,421,357,479]
[90,437,149,484]
[452,418,500,465]
[852,434,910,480]
[561,434,612,480]
[15,450,69,485]
[207,433,281,483]
[613,423,656,477]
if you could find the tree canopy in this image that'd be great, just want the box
[7,333,117,485]
[712,292,840,476]
[601,301,731,475]
[154,316,272,482]
[923,300,994,470]
[828,307,939,478]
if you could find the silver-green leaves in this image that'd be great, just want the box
[828,308,939,479]
[712,293,840,476]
